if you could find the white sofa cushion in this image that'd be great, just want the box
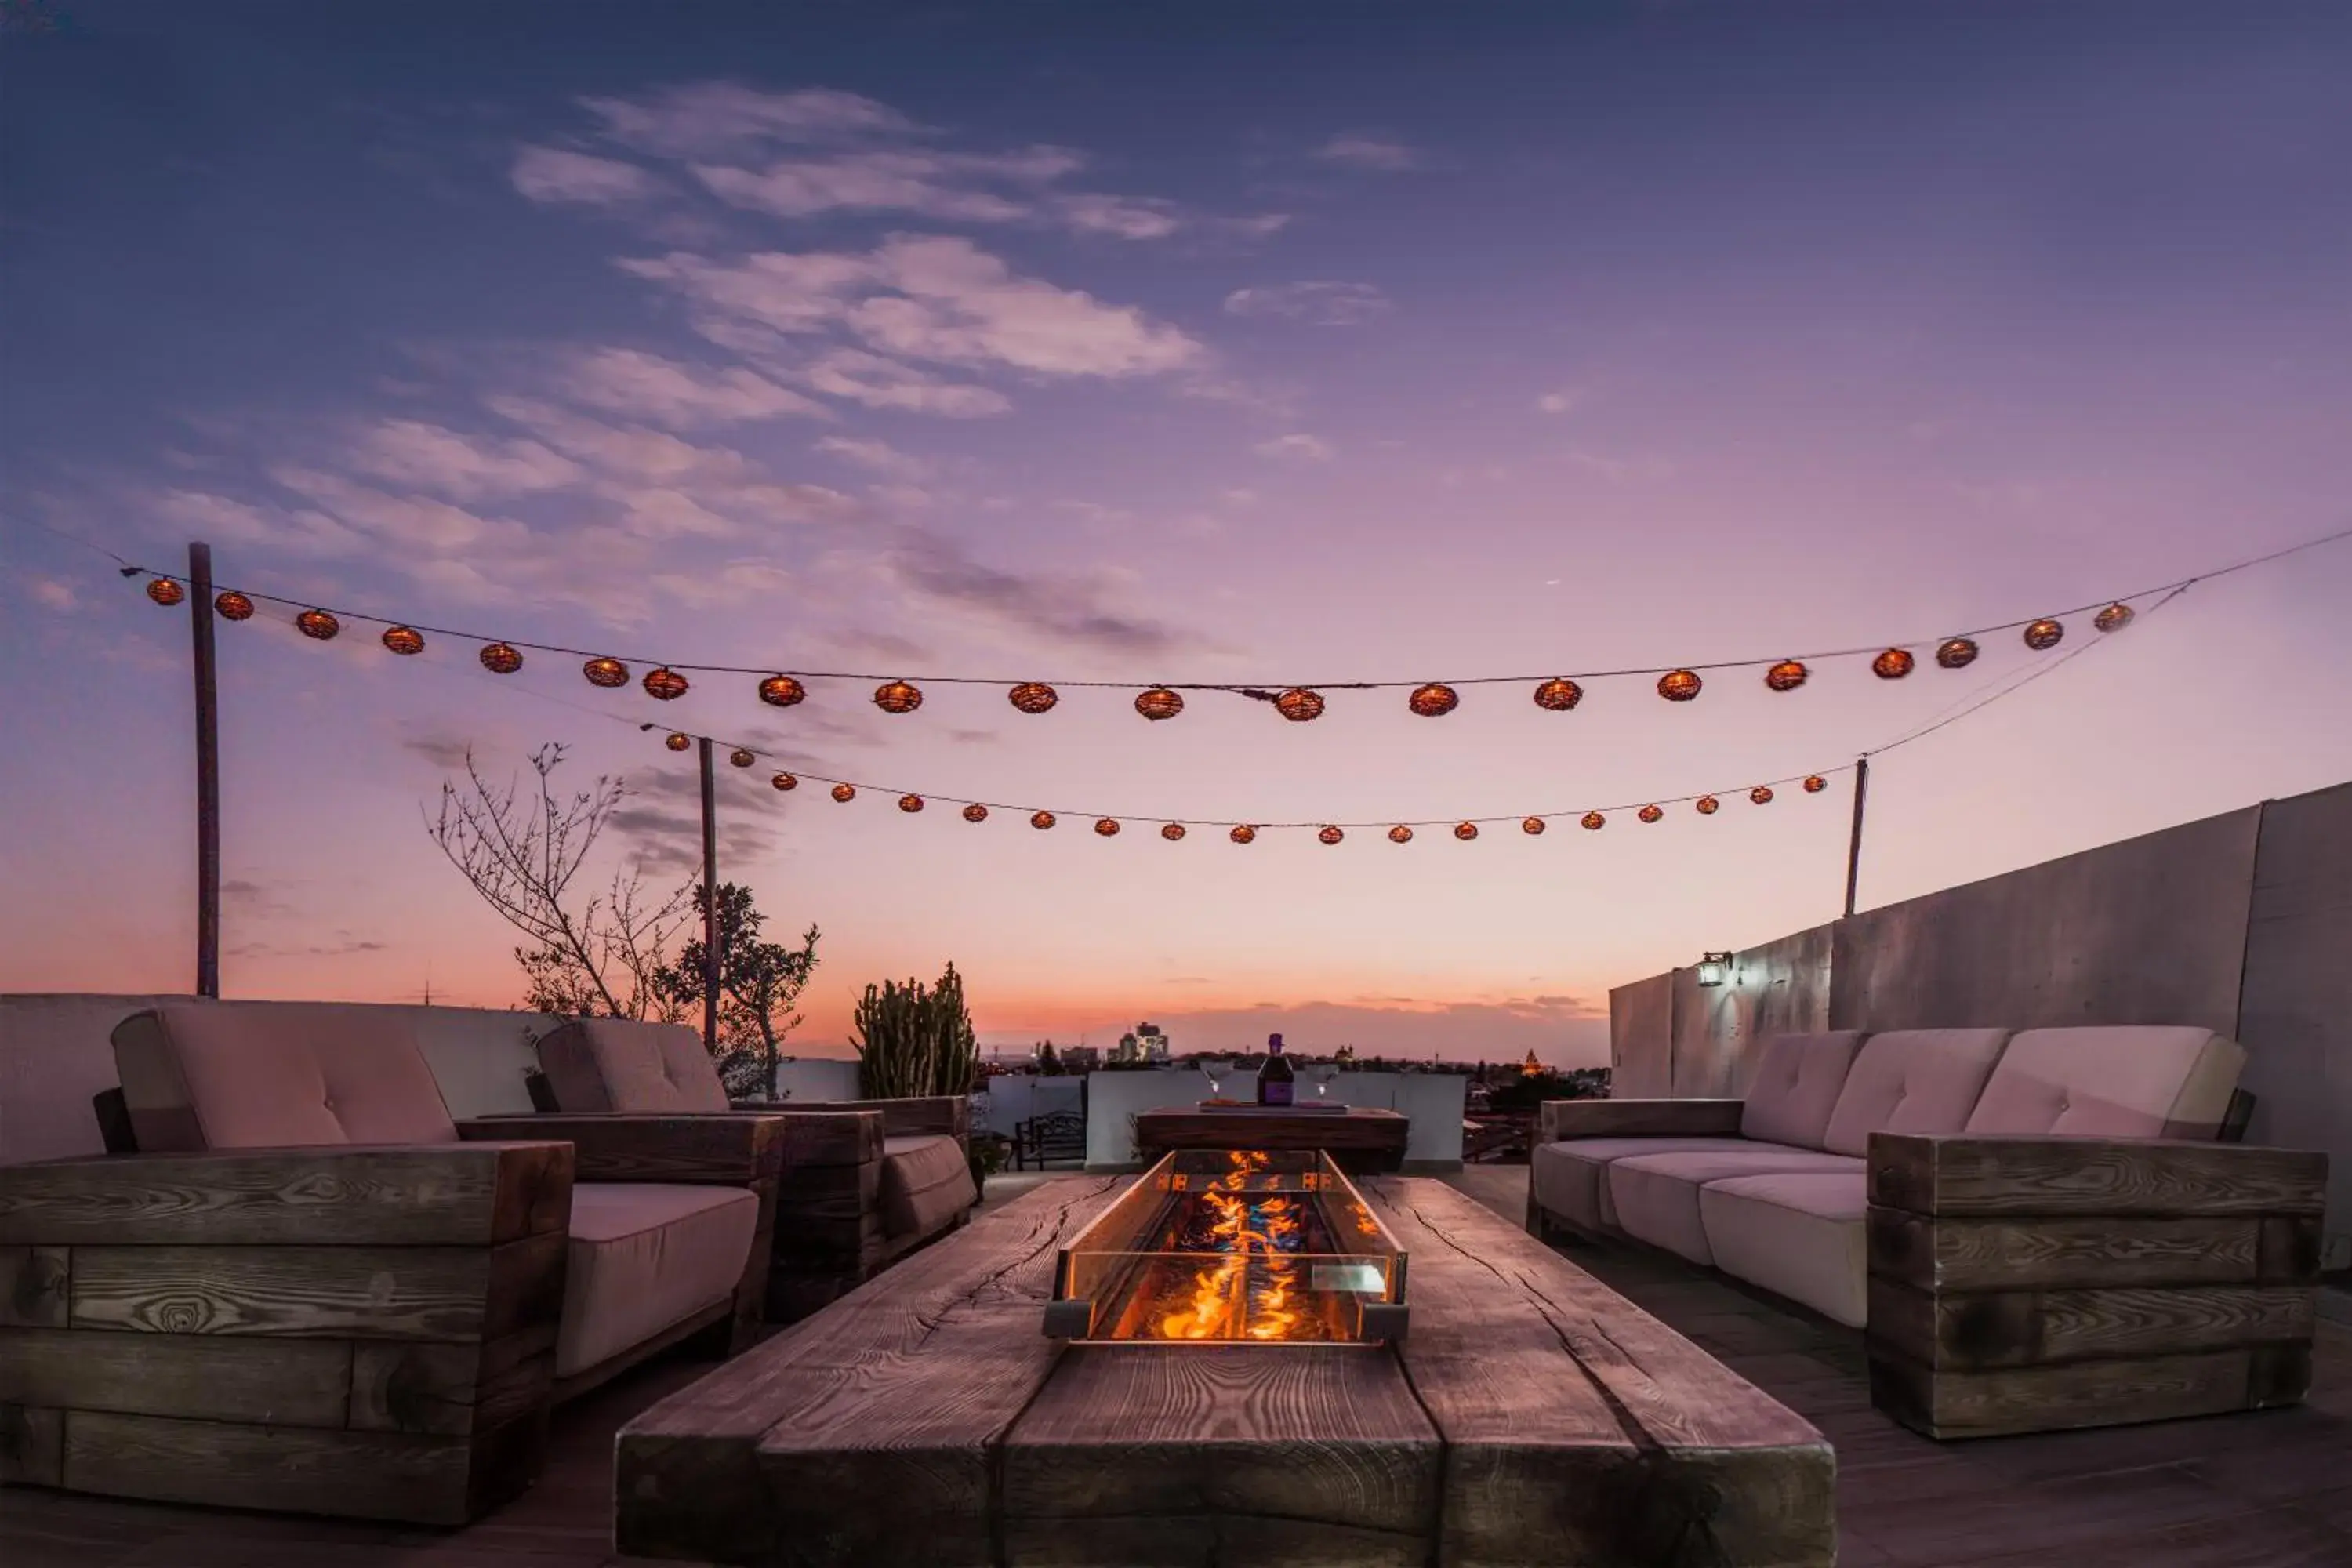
[557,1182,757,1377]
[1819,1028,2013,1156]
[1963,1026,2245,1139]
[535,1018,731,1116]
[1699,1171,1868,1327]
[1530,1136,1763,1232]
[1739,1031,1867,1150]
[1607,1147,1864,1265]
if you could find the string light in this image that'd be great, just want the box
[1751,786,1774,804]
[1936,637,1979,670]
[382,626,426,656]
[1581,812,1606,830]
[479,641,522,674]
[296,609,339,641]
[1275,688,1326,722]
[1454,822,1479,840]
[644,667,689,700]
[1230,825,1256,844]
[757,673,804,707]
[585,657,630,688]
[831,783,856,803]
[1032,811,1056,829]
[771,772,797,791]
[1639,804,1663,824]
[1135,687,1184,720]
[2094,602,2135,633]
[1319,826,1344,844]
[1657,670,1702,702]
[963,803,989,822]
[1803,775,1828,793]
[1696,795,1720,815]
[146,578,184,607]
[1871,648,1915,680]
[1389,825,1414,844]
[873,679,922,713]
[1533,677,1583,710]
[2024,619,2065,651]
[1094,818,1120,837]
[213,590,254,621]
[1521,816,1544,835]
[731,748,755,768]
[664,732,691,752]
[899,794,924,813]
[1765,659,1808,692]
[1409,683,1459,717]
[1008,681,1058,714]
[1160,822,1185,840]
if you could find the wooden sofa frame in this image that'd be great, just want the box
[753,1094,974,1322]
[1526,1098,2329,1439]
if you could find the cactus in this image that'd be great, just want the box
[851,962,979,1098]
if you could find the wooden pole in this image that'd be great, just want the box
[189,541,221,998]
[1842,756,1871,919]
[699,736,719,1054]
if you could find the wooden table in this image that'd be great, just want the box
[616,1176,1834,1567]
[1131,1105,1410,1172]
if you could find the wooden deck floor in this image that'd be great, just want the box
[5,1165,2348,1568]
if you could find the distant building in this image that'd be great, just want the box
[1061,1044,1102,1073]
[1521,1049,1543,1077]
[1137,1021,1171,1063]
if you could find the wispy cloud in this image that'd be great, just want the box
[814,434,927,478]
[1536,387,1585,416]
[565,347,826,426]
[585,83,926,158]
[1312,134,1423,172]
[1224,281,1392,326]
[510,146,664,207]
[1252,432,1333,462]
[886,530,1190,655]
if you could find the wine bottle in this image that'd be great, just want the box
[1256,1032,1294,1106]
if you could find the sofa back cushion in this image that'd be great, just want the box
[1820,1028,2013,1156]
[1738,1031,1868,1150]
[1963,1026,2246,1139]
[535,1018,730,1115]
[112,1002,459,1152]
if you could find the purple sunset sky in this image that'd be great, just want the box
[5,1,2350,1065]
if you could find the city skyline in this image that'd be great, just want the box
[8,2,2352,1067]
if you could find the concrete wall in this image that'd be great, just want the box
[1599,779,2352,1269]
[1609,972,1675,1098]
[2236,782,2352,1267]
[1827,808,2261,1035]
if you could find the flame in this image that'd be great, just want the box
[1156,1185,1318,1341]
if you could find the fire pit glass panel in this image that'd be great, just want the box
[1047,1149,1406,1343]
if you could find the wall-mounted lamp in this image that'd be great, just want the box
[1695,952,1733,987]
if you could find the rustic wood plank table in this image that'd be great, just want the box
[617,1174,1832,1567]
[1131,1105,1410,1173]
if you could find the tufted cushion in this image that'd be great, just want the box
[1530,1136,1766,1232]
[1606,1147,1864,1265]
[1964,1025,2245,1139]
[111,1003,458,1152]
[879,1134,978,1239]
[1819,1029,2013,1156]
[1699,1172,1869,1327]
[1738,1032,1867,1151]
[557,1183,757,1377]
[535,1018,730,1116]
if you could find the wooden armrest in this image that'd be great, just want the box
[1538,1098,1744,1143]
[803,1096,969,1148]
[456,1114,784,1185]
[1867,1132,2328,1218]
[0,1141,573,1247]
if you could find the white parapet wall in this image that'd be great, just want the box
[1075,1067,1466,1170]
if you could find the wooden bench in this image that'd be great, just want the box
[616,1174,1833,1566]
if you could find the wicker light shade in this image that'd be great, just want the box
[1533,677,1584,711]
[1008,681,1058,714]
[1581,811,1606,830]
[644,666,690,701]
[382,626,426,656]
[873,678,923,713]
[296,608,341,641]
[758,674,806,707]
[963,803,989,822]
[1230,824,1257,844]
[1276,688,1326,722]
[1094,818,1120,837]
[1657,669,1702,702]
[1871,648,1915,680]
[1803,775,1828,793]
[1454,822,1479,841]
[1134,686,1185,720]
[1318,825,1344,845]
[214,590,255,621]
[1765,659,1809,692]
[479,641,523,674]
[1639,804,1664,824]
[585,656,630,688]
[146,578,185,607]
[664,732,691,752]
[1696,795,1721,815]
[1388,825,1414,844]
[831,783,856,803]
[1936,637,1980,670]
[1408,683,1459,717]
[771,772,797,791]
[1522,816,1546,835]
[1032,811,1057,829]
[2093,602,2135,633]
[2024,619,2065,651]
[1160,822,1186,841]
[731,749,755,768]
[1751,786,1774,805]
[899,794,924,813]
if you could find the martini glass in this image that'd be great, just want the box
[1197,1056,1233,1103]
[1304,1064,1340,1103]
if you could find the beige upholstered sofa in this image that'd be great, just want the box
[0,1002,779,1523]
[1529,1025,2328,1437]
[526,1018,980,1319]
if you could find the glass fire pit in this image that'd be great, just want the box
[1044,1149,1408,1343]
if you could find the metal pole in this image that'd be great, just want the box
[699,736,719,1054]
[189,541,221,998]
[1842,756,1871,919]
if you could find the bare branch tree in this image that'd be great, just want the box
[427,743,692,1018]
